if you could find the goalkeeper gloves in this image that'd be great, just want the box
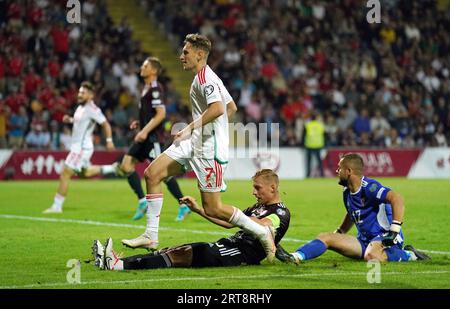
[381,220,402,247]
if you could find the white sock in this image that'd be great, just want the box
[52,193,65,210]
[138,197,146,204]
[292,252,304,261]
[101,165,116,175]
[229,207,266,238]
[144,193,163,241]
[111,259,124,271]
[405,250,417,261]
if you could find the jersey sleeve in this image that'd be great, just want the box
[221,84,233,105]
[271,205,290,242]
[365,180,391,203]
[201,81,223,105]
[151,86,165,108]
[89,105,107,124]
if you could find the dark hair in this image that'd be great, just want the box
[341,153,364,175]
[80,81,95,93]
[184,33,211,54]
[145,56,162,75]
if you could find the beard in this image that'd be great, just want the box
[77,97,86,104]
[338,178,349,187]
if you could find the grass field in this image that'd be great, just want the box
[1,178,449,289]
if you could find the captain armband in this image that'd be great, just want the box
[265,214,280,229]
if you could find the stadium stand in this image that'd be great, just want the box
[0,0,449,149]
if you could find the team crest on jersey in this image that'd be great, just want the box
[276,208,286,216]
[204,85,214,96]
[152,91,160,98]
[369,183,378,192]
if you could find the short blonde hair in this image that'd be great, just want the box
[145,56,162,75]
[252,169,279,186]
[184,33,211,55]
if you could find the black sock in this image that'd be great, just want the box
[164,177,183,200]
[122,253,172,270]
[127,171,145,200]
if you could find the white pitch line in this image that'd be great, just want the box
[1,214,449,255]
[0,214,308,242]
[2,270,450,289]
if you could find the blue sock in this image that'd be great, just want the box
[296,239,327,260]
[385,247,412,262]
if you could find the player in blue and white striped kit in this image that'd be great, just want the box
[276,153,430,264]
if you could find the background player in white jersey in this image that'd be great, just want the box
[43,82,115,214]
[122,34,277,262]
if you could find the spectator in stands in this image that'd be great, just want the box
[25,122,50,149]
[353,109,371,137]
[1,0,449,150]
[8,105,28,149]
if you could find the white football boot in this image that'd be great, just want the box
[121,234,159,251]
[104,237,121,270]
[42,206,62,214]
[92,240,105,269]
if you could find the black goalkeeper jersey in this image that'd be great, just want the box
[138,80,166,142]
[225,202,290,263]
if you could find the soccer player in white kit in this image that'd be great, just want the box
[43,82,115,214]
[122,34,277,262]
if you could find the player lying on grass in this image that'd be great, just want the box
[276,153,430,265]
[92,169,290,270]
[120,34,277,264]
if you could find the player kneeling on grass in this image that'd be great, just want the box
[276,153,430,265]
[92,169,290,270]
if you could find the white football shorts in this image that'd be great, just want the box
[164,139,227,193]
[65,149,94,173]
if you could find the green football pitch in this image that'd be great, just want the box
[1,178,449,289]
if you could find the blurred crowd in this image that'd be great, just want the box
[0,0,190,150]
[147,0,450,148]
[1,0,449,150]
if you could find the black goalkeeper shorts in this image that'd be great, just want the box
[190,239,258,268]
[127,140,162,162]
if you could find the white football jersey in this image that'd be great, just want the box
[189,65,233,163]
[70,100,106,152]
